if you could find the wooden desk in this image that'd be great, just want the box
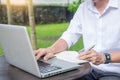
[0,55,91,80]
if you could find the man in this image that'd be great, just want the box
[35,0,120,80]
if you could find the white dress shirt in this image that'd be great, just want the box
[60,0,120,73]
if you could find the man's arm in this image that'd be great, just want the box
[49,39,68,54]
[110,51,120,63]
[35,39,68,61]
[78,50,120,65]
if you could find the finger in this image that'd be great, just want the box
[78,52,85,57]
[90,57,96,62]
[92,61,100,65]
[79,50,93,59]
[44,53,54,61]
[79,54,91,60]
[85,50,97,60]
[34,48,44,55]
[35,53,43,60]
[78,52,87,58]
[89,52,100,61]
[90,56,101,65]
[91,59,97,64]
[35,50,46,60]
[87,54,97,63]
[79,51,91,57]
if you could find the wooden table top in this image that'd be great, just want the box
[0,55,91,80]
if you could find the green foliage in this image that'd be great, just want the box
[0,45,3,55]
[68,1,81,13]
[68,0,84,13]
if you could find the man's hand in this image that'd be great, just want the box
[34,47,54,61]
[78,49,105,65]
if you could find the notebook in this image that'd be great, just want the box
[55,51,88,64]
[0,24,80,78]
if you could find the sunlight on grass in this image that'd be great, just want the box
[27,23,68,48]
[28,23,83,51]
[35,23,68,38]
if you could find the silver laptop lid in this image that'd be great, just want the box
[0,24,41,77]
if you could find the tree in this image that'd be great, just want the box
[68,0,84,13]
[6,0,12,24]
[27,0,37,50]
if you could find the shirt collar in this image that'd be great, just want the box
[109,0,118,9]
[87,0,94,11]
[87,0,119,12]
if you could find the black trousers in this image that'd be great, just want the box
[78,67,120,80]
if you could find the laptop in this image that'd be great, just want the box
[0,24,80,78]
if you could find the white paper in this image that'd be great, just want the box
[55,51,88,64]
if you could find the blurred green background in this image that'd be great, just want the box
[0,23,83,55]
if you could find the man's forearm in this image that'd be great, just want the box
[110,51,120,63]
[49,39,68,54]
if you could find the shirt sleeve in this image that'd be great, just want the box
[60,5,83,48]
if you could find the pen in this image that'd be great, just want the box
[78,45,95,53]
[87,45,95,51]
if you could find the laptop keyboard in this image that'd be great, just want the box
[37,61,62,73]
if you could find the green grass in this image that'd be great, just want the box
[0,23,83,55]
[28,23,83,51]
